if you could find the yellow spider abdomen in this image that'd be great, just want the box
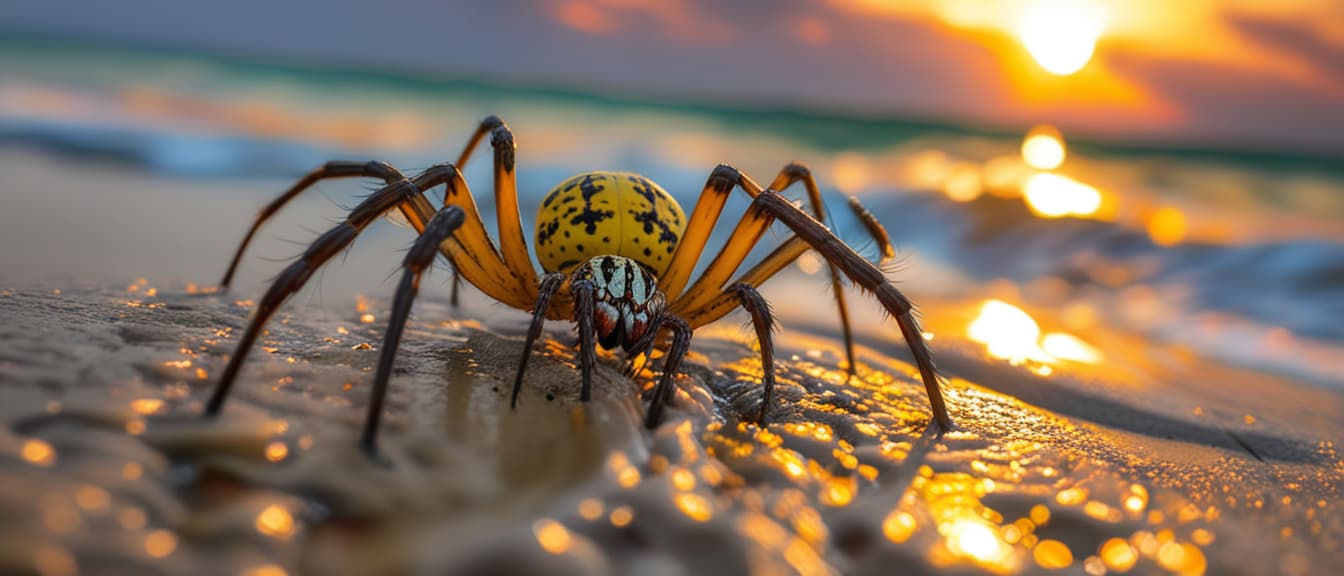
[535,171,686,276]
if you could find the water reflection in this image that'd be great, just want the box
[533,518,572,554]
[1021,125,1066,170]
[256,505,296,540]
[143,529,177,559]
[968,299,1103,369]
[22,439,56,467]
[1023,173,1102,218]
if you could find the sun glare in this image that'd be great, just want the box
[968,300,1104,367]
[1018,2,1105,75]
[1022,173,1102,218]
[1021,125,1066,170]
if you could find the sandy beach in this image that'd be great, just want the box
[1,270,1339,575]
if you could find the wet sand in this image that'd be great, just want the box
[1,284,1340,576]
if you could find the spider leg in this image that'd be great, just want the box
[659,165,766,299]
[666,163,891,379]
[363,206,466,457]
[511,272,567,409]
[571,279,598,402]
[671,193,776,314]
[219,161,409,288]
[410,165,536,310]
[644,315,693,428]
[682,238,809,328]
[768,164,883,380]
[682,195,894,329]
[484,119,541,299]
[216,161,470,303]
[204,179,429,416]
[387,114,505,306]
[755,190,952,431]
[453,115,501,168]
[729,283,777,424]
[441,115,541,306]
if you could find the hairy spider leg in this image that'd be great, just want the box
[682,194,894,329]
[415,165,539,311]
[671,193,777,314]
[659,164,883,380]
[650,183,946,426]
[728,283,777,424]
[669,190,948,429]
[754,190,952,431]
[363,206,466,457]
[658,165,764,299]
[205,179,430,416]
[667,197,887,423]
[669,163,895,316]
[511,272,567,408]
[218,160,430,288]
[456,116,540,300]
[767,164,858,380]
[571,279,599,402]
[643,316,694,428]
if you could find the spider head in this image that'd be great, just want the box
[572,256,665,352]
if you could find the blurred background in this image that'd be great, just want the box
[1,0,1342,385]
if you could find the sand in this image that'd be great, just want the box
[0,283,1339,576]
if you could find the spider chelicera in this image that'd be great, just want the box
[203,115,952,456]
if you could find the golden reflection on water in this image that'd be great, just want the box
[674,493,714,522]
[1021,125,1067,170]
[119,507,148,530]
[129,398,165,415]
[968,300,1053,364]
[608,506,634,528]
[578,498,604,521]
[1124,484,1150,515]
[1148,206,1188,246]
[610,453,642,489]
[33,545,77,576]
[22,439,56,467]
[1101,537,1138,571]
[533,518,572,554]
[242,565,290,576]
[264,441,289,462]
[968,299,1103,369]
[943,162,984,202]
[74,486,109,512]
[143,529,177,559]
[915,470,1020,573]
[256,505,296,540]
[1040,333,1103,364]
[1023,173,1102,218]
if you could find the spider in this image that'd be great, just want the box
[202,115,952,456]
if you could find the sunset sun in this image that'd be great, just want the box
[1018,2,1105,75]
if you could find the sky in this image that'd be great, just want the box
[3,0,1342,156]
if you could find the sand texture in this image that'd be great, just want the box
[0,285,1340,576]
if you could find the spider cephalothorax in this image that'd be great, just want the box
[206,115,952,457]
[571,255,666,353]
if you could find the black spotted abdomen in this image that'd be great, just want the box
[535,172,686,276]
